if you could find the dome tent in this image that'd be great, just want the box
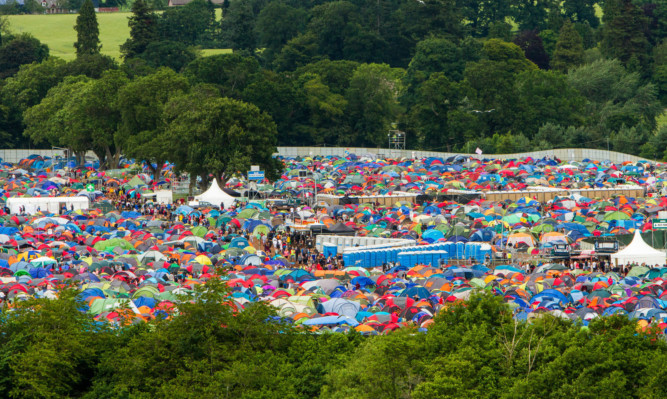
[611,230,666,267]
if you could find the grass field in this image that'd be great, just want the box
[7,13,131,60]
[7,10,228,60]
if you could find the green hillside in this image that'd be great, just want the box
[7,13,131,60]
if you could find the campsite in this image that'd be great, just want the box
[0,0,666,395]
[0,151,667,396]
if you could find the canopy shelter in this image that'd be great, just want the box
[194,179,237,209]
[7,196,89,215]
[611,229,666,267]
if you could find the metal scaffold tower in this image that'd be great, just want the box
[388,126,405,158]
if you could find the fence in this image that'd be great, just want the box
[1,147,648,166]
[276,147,648,163]
[0,149,97,164]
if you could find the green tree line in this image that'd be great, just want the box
[0,0,666,163]
[1,283,666,399]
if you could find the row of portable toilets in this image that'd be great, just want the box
[338,242,493,268]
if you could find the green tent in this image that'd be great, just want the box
[237,209,258,219]
[627,266,650,278]
[124,175,146,188]
[604,211,631,221]
[93,238,135,251]
[191,226,208,238]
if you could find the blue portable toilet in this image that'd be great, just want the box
[323,243,337,258]
[391,249,398,262]
[456,242,465,258]
[435,250,448,265]
[398,252,409,266]
[479,244,492,263]
[422,252,432,266]
[444,242,454,256]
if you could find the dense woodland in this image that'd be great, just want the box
[0,0,666,172]
[1,282,666,399]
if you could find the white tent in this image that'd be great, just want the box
[7,196,89,215]
[611,230,666,267]
[142,190,173,204]
[194,179,236,209]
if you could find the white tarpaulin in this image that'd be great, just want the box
[611,230,666,267]
[194,179,236,209]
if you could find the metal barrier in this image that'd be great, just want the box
[276,147,648,163]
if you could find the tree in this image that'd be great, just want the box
[601,0,650,69]
[637,0,667,45]
[307,1,360,61]
[408,72,466,150]
[0,290,112,398]
[165,89,280,185]
[611,124,649,155]
[255,2,306,64]
[406,38,468,83]
[1,57,67,116]
[462,39,537,137]
[120,0,158,60]
[138,40,198,72]
[23,76,95,165]
[655,39,667,104]
[69,70,129,169]
[513,0,558,32]
[74,0,101,56]
[321,330,424,399]
[63,53,117,79]
[513,30,550,70]
[568,58,662,138]
[184,53,260,98]
[402,38,475,110]
[157,0,216,46]
[483,38,537,71]
[295,59,360,95]
[220,0,257,52]
[457,0,511,37]
[273,32,322,71]
[640,123,667,160]
[299,73,349,145]
[242,70,310,146]
[0,58,67,148]
[514,69,584,137]
[343,63,404,147]
[396,0,464,54]
[117,68,189,179]
[551,20,584,72]
[563,0,600,28]
[0,33,49,79]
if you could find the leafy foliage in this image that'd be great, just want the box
[74,0,101,56]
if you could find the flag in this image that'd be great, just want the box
[475,147,483,155]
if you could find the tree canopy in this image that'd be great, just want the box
[1,287,666,398]
[2,0,667,164]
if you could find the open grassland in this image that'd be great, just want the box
[7,10,227,61]
[7,13,131,60]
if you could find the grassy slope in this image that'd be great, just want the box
[7,9,227,60]
[7,13,131,60]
